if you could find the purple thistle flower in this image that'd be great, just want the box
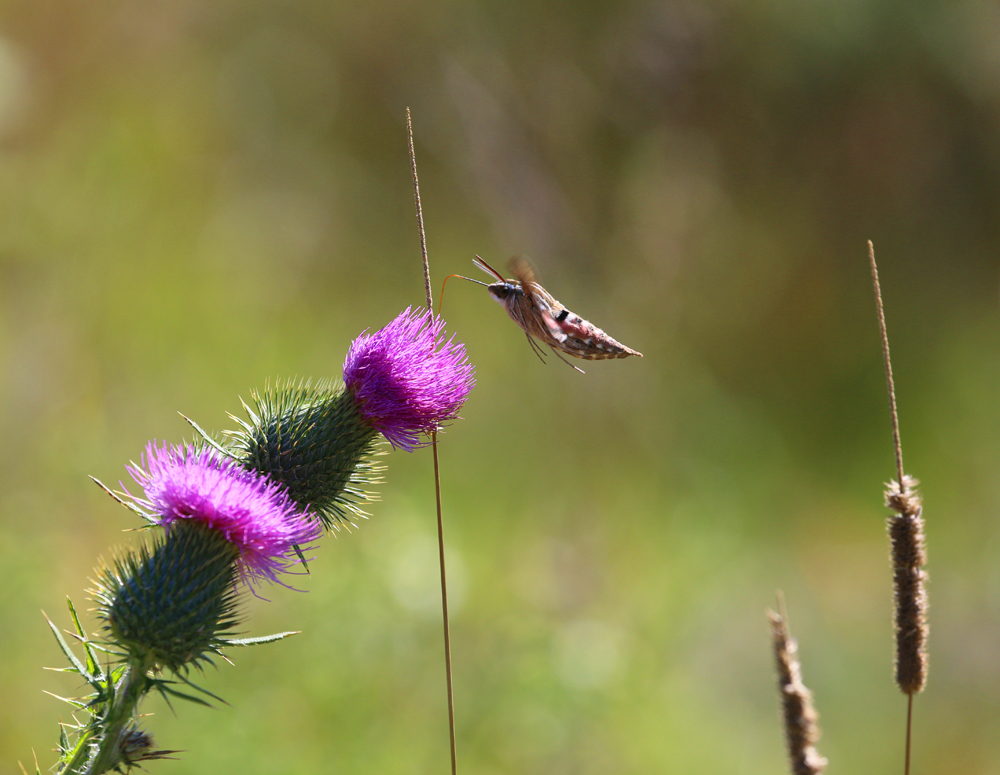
[125,443,321,585]
[343,306,475,451]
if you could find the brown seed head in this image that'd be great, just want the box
[885,475,929,695]
[768,609,827,775]
[885,475,922,518]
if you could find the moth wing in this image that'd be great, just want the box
[509,258,572,344]
[553,312,593,341]
[539,307,569,343]
[508,256,537,288]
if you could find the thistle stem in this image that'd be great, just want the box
[81,662,148,775]
[55,657,153,775]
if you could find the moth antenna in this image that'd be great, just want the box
[473,255,506,283]
[439,273,488,315]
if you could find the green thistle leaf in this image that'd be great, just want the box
[222,631,300,647]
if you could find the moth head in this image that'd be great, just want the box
[487,282,515,303]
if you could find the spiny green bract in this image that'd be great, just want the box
[225,380,384,530]
[93,520,241,673]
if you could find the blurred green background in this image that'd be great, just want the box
[1,0,998,772]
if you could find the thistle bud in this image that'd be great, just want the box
[230,307,474,529]
[94,520,240,672]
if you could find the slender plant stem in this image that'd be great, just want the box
[409,109,434,318]
[869,241,918,775]
[432,433,457,774]
[407,107,458,775]
[905,693,913,775]
[868,240,905,487]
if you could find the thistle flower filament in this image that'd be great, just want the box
[344,306,475,450]
[126,442,320,585]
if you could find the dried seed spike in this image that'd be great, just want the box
[768,602,827,775]
[885,475,928,695]
[869,244,928,775]
[869,243,929,698]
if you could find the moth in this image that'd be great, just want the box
[448,255,642,373]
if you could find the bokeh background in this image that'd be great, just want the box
[1,0,998,773]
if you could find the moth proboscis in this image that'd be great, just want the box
[443,256,643,374]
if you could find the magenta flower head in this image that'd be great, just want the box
[125,442,320,585]
[343,306,475,450]
[93,443,320,675]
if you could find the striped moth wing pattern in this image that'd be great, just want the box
[473,256,642,371]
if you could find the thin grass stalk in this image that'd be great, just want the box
[408,107,459,775]
[768,599,827,775]
[869,242,928,775]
